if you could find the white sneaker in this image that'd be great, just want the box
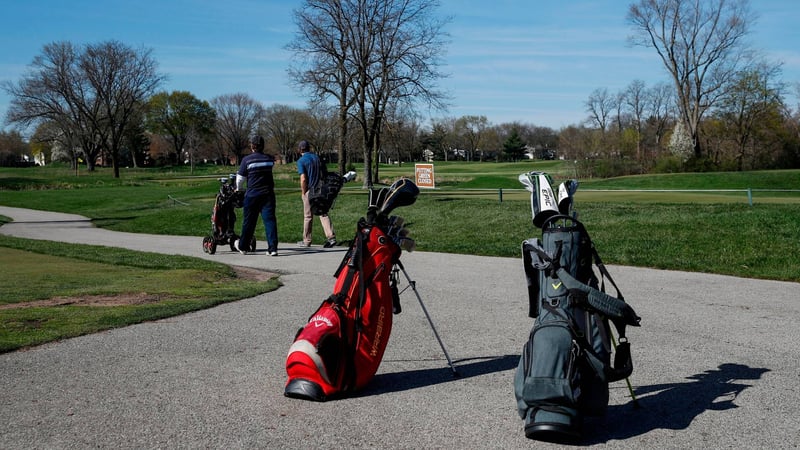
[233,239,247,255]
[297,241,311,247]
[268,250,278,257]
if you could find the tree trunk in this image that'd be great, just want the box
[337,103,348,176]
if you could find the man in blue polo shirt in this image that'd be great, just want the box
[234,135,279,256]
[296,140,336,248]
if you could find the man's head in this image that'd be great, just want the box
[298,140,310,153]
[250,135,265,152]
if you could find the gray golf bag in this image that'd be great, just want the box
[514,172,641,443]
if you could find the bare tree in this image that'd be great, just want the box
[211,93,264,165]
[289,0,450,186]
[625,79,647,160]
[4,41,163,176]
[261,104,308,164]
[81,40,164,177]
[645,81,675,150]
[305,102,338,165]
[454,115,489,161]
[383,108,421,165]
[288,0,357,175]
[3,42,101,173]
[585,87,615,132]
[627,0,755,160]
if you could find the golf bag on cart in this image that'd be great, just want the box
[514,171,642,443]
[284,178,456,401]
[202,175,254,255]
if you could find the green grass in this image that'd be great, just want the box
[1,162,799,352]
[0,234,280,353]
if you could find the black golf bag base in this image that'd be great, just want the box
[524,409,580,444]
[284,378,326,402]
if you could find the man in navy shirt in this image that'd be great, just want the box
[296,140,336,248]
[235,135,278,256]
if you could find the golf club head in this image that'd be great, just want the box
[388,216,404,228]
[398,237,416,252]
[557,179,579,215]
[519,171,558,228]
[368,187,389,209]
[377,178,419,217]
[343,171,357,183]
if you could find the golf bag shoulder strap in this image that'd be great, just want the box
[590,244,623,301]
[330,227,365,306]
[555,268,640,328]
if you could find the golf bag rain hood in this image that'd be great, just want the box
[514,171,641,443]
[284,178,421,401]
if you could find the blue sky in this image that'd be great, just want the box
[1,0,798,132]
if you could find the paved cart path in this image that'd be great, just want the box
[1,206,798,449]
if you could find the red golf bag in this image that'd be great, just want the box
[285,179,420,401]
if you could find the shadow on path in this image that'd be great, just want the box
[356,354,519,397]
[582,363,770,444]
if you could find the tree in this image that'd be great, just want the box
[117,104,150,168]
[144,91,216,167]
[382,110,422,165]
[454,115,488,161]
[288,1,358,175]
[29,123,56,165]
[585,87,615,132]
[503,128,526,161]
[644,82,675,151]
[624,80,647,160]
[261,104,308,164]
[3,40,164,176]
[289,0,450,187]
[4,42,100,173]
[627,0,754,160]
[80,40,164,177]
[668,120,693,163]
[305,102,339,165]
[715,62,785,170]
[0,130,29,166]
[211,93,264,165]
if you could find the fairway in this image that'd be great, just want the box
[1,163,799,281]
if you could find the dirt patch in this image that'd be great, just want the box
[0,265,278,310]
[229,265,278,282]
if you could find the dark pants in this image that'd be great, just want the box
[240,191,278,252]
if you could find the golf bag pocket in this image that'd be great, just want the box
[515,320,584,440]
[515,321,580,413]
[285,300,348,401]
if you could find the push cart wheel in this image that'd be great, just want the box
[202,236,215,254]
[248,236,257,252]
[229,233,240,252]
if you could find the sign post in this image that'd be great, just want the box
[415,163,435,189]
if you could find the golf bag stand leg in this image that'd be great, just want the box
[395,260,459,376]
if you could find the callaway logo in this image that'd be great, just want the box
[551,281,563,290]
[310,315,333,328]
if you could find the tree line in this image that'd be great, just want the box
[2,0,799,182]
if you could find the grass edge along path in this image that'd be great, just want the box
[0,234,281,353]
